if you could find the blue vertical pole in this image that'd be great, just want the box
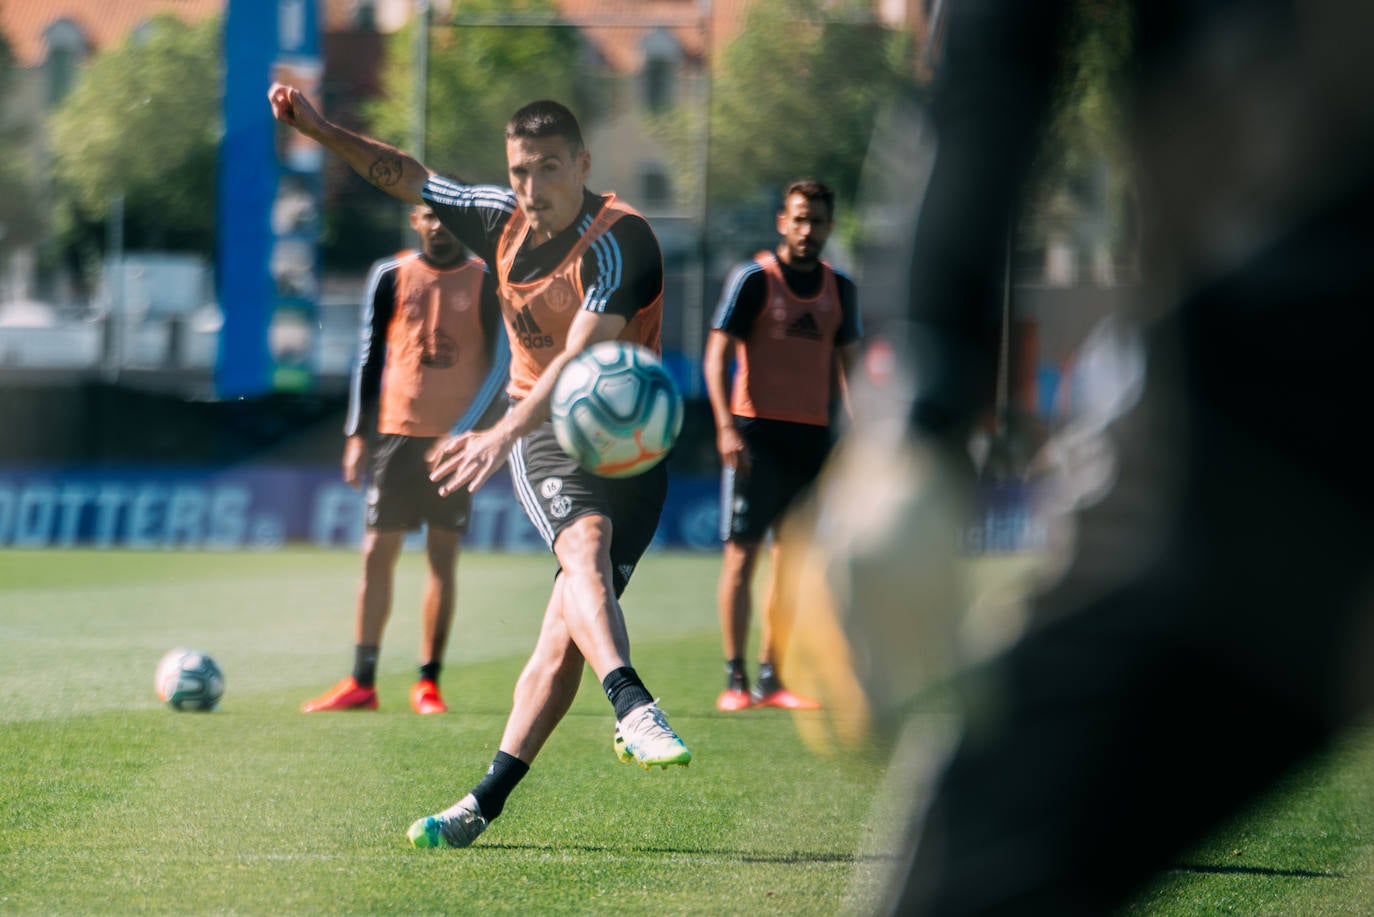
[217,0,321,398]
[216,0,278,398]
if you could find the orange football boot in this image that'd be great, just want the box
[750,686,821,710]
[301,677,378,712]
[715,687,752,712]
[410,679,448,714]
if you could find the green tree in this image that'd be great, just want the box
[365,0,589,184]
[1020,0,1134,275]
[655,0,918,235]
[0,25,39,253]
[47,14,221,257]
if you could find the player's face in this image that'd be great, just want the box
[776,193,833,266]
[411,206,463,265]
[507,135,590,242]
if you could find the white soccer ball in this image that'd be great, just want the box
[155,648,224,711]
[551,341,684,478]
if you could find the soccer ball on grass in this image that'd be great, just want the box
[551,341,683,478]
[155,648,224,711]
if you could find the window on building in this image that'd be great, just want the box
[641,165,671,207]
[43,20,87,106]
[644,57,673,112]
[353,0,377,30]
[640,30,680,113]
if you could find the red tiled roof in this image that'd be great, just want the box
[547,1,917,75]
[2,0,222,67]
[441,0,751,73]
[0,0,372,69]
[4,0,913,77]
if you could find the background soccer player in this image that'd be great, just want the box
[703,180,862,712]
[267,84,691,850]
[301,204,507,716]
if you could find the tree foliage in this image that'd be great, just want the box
[1021,0,1134,266]
[47,14,221,254]
[655,0,918,224]
[1048,1,1132,179]
[365,0,589,184]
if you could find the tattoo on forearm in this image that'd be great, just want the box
[368,153,404,188]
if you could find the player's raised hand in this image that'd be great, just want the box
[428,429,513,495]
[267,83,324,135]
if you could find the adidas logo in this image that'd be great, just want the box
[421,329,457,368]
[510,305,554,349]
[512,305,542,335]
[785,312,823,341]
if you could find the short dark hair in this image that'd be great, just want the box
[506,100,585,154]
[782,179,835,219]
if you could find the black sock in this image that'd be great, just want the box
[725,658,747,689]
[470,751,529,820]
[353,644,379,688]
[418,660,441,684]
[755,662,780,694]
[601,666,655,721]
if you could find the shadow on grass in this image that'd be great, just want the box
[1171,863,1343,879]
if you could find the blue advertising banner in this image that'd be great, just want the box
[0,468,719,552]
[217,0,323,398]
[0,468,1042,554]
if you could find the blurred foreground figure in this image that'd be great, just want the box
[817,2,1374,913]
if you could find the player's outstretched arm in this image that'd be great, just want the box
[267,82,428,205]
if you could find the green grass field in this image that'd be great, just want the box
[2,548,1374,915]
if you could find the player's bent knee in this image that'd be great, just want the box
[553,516,614,573]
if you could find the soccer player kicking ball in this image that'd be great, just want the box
[704,180,863,712]
[268,84,690,849]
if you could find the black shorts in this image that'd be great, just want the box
[720,416,834,543]
[508,417,668,597]
[366,434,473,533]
